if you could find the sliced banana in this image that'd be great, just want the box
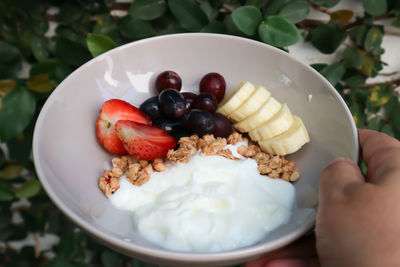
[228,86,271,122]
[249,103,293,141]
[217,81,255,116]
[234,97,281,132]
[258,116,310,155]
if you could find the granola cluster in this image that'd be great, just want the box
[99,155,166,196]
[167,132,299,182]
[238,145,300,182]
[166,135,199,163]
[99,132,300,196]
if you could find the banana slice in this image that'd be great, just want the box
[217,81,255,116]
[258,116,310,155]
[234,97,281,132]
[249,104,293,141]
[228,85,271,122]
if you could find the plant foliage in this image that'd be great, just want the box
[0,0,399,265]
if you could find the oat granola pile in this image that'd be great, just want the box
[99,132,300,196]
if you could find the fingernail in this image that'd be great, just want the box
[328,157,353,167]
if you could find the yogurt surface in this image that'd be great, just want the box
[109,143,296,252]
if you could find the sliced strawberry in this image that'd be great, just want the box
[115,120,177,160]
[96,99,152,155]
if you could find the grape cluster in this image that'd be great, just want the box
[139,71,232,140]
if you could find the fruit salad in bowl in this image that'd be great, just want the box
[33,33,358,266]
[95,70,311,253]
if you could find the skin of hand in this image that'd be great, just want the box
[246,129,400,267]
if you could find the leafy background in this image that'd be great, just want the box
[0,0,400,266]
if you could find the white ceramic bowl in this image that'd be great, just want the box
[33,33,358,266]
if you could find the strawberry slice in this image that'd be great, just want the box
[115,120,177,160]
[96,99,152,155]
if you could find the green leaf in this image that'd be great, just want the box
[348,25,368,46]
[330,9,354,24]
[320,62,346,86]
[371,59,383,77]
[131,259,158,267]
[31,36,49,62]
[15,179,41,199]
[101,250,119,267]
[57,234,76,259]
[392,17,400,28]
[312,0,340,8]
[86,33,116,58]
[344,74,366,88]
[0,148,4,168]
[0,164,23,180]
[263,0,291,15]
[384,94,398,112]
[350,102,366,128]
[279,0,309,23]
[27,74,57,93]
[0,80,16,109]
[93,15,119,40]
[199,0,218,22]
[311,63,328,72]
[168,0,209,31]
[246,0,268,8]
[368,85,391,107]
[55,37,92,67]
[0,86,36,142]
[119,16,155,40]
[359,50,375,77]
[343,48,363,68]
[392,104,400,138]
[363,0,387,16]
[232,6,262,35]
[0,207,11,229]
[0,42,22,78]
[0,181,13,201]
[311,23,346,54]
[30,60,72,83]
[129,0,167,20]
[350,88,369,103]
[364,26,383,53]
[56,26,84,45]
[367,116,383,130]
[7,130,33,163]
[381,123,394,136]
[359,160,367,176]
[32,17,49,36]
[335,82,344,95]
[43,257,75,267]
[223,15,245,36]
[258,15,302,47]
[201,22,226,33]
[58,3,85,24]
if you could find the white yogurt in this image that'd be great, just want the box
[109,144,296,252]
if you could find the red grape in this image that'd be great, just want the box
[158,89,186,118]
[182,92,198,109]
[139,96,161,121]
[212,113,232,138]
[184,109,215,136]
[155,71,182,93]
[192,93,218,113]
[199,72,226,102]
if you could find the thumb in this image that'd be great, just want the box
[319,158,364,203]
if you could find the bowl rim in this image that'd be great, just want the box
[33,33,358,263]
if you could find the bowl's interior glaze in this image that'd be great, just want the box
[33,33,357,266]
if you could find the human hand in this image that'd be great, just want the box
[247,129,400,267]
[317,129,400,267]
